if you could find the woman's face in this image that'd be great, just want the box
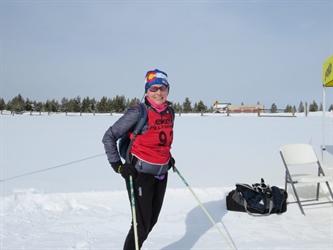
[146,84,169,105]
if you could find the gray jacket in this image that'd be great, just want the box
[102,105,146,164]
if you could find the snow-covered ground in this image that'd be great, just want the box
[1,111,332,249]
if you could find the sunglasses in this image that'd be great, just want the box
[148,86,168,92]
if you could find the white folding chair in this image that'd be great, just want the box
[279,143,333,215]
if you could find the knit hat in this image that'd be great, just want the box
[145,69,169,92]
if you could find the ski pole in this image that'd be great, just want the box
[174,167,235,250]
[129,175,139,250]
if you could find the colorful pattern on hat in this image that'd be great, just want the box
[145,69,169,91]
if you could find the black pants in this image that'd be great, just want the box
[124,172,168,250]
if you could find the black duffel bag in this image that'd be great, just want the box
[226,178,287,216]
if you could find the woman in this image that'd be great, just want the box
[102,69,175,249]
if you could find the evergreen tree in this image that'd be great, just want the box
[284,104,293,113]
[67,96,81,113]
[182,97,192,113]
[298,101,304,113]
[10,94,25,113]
[89,98,97,113]
[25,98,34,114]
[75,96,81,113]
[5,100,12,113]
[309,100,318,112]
[96,96,109,113]
[193,103,198,112]
[44,101,51,113]
[194,100,207,113]
[81,97,91,113]
[126,97,140,108]
[111,95,126,113]
[44,99,59,113]
[172,102,182,113]
[0,98,5,113]
[34,102,43,114]
[319,102,323,111]
[61,98,69,113]
[270,103,277,113]
[329,104,333,112]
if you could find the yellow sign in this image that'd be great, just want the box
[323,55,333,87]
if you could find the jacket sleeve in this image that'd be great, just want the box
[102,106,140,164]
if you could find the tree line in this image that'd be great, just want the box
[268,101,332,113]
[0,94,332,115]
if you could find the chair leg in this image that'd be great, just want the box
[284,169,305,214]
[325,181,333,200]
[316,183,320,201]
[318,162,333,201]
[287,178,305,215]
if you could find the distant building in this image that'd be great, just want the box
[228,104,264,113]
[213,102,231,113]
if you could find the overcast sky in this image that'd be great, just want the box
[1,0,333,109]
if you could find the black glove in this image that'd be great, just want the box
[120,162,137,180]
[111,161,137,180]
[111,161,122,173]
[169,157,176,172]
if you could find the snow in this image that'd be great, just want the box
[1,111,333,250]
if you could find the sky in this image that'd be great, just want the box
[1,111,332,249]
[1,0,333,109]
